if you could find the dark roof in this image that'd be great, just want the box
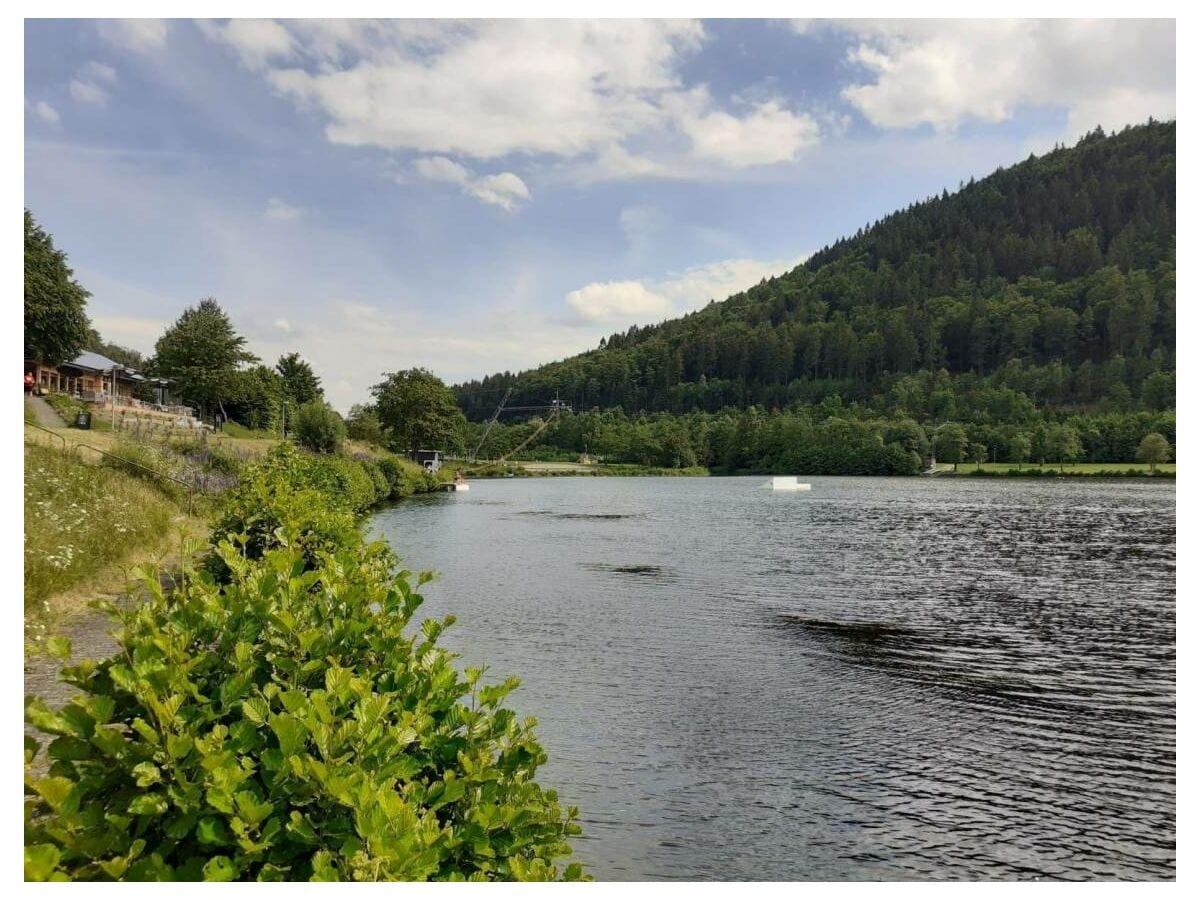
[68,351,142,378]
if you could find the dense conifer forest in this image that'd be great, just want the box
[455,122,1175,473]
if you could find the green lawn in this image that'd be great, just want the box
[955,461,1174,475]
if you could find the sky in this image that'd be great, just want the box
[24,18,1176,412]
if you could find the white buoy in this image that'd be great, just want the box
[767,476,811,491]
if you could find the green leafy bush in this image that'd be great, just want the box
[360,460,390,500]
[307,456,380,513]
[375,456,404,494]
[209,445,360,576]
[25,532,586,881]
[293,402,346,455]
[372,455,443,500]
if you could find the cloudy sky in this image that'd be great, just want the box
[24,18,1175,411]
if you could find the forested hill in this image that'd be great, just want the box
[455,121,1174,425]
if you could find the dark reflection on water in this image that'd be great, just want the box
[370,476,1175,881]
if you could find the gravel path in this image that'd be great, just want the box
[24,574,178,771]
[25,395,65,428]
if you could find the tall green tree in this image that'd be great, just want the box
[1135,432,1172,472]
[1044,424,1084,471]
[371,368,467,454]
[276,352,324,406]
[346,403,385,446]
[150,298,257,419]
[1008,432,1032,470]
[933,424,967,471]
[24,209,91,365]
[225,364,286,432]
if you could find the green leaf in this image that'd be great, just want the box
[28,775,75,813]
[24,697,72,736]
[202,855,236,882]
[91,724,128,757]
[234,791,274,827]
[133,762,162,788]
[310,849,339,882]
[99,853,134,879]
[242,696,269,725]
[128,793,169,816]
[24,844,62,881]
[196,815,231,846]
[269,713,307,757]
[45,635,72,660]
[166,734,193,760]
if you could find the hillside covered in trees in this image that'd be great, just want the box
[455,122,1175,473]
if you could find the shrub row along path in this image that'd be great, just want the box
[25,395,66,428]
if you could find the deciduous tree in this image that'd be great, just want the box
[1136,432,1172,472]
[24,209,91,365]
[371,368,467,454]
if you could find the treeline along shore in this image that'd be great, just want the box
[451,123,1175,477]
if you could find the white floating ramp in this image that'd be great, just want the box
[767,476,811,491]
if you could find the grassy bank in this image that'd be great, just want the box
[23,444,205,641]
[23,420,449,651]
[946,461,1175,477]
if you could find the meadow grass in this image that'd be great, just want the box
[958,461,1175,475]
[24,444,188,616]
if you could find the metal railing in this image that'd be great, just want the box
[24,421,200,514]
[23,421,67,452]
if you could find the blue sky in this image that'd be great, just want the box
[25,19,1175,411]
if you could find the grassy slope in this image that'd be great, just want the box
[24,444,206,634]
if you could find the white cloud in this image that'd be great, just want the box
[68,61,119,107]
[466,172,530,212]
[196,18,295,70]
[655,256,807,312]
[273,318,293,333]
[201,19,821,177]
[69,78,110,106]
[98,19,169,52]
[567,281,674,324]
[825,19,1175,137]
[30,101,60,126]
[413,155,472,185]
[565,254,805,326]
[673,91,820,166]
[264,197,304,222]
[412,156,530,211]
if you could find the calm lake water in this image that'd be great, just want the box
[369,476,1175,881]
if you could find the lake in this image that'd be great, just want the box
[369,476,1176,881]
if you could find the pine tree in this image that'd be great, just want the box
[150,299,257,419]
[276,352,324,406]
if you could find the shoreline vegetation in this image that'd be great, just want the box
[25,440,587,882]
[463,457,1172,479]
[23,409,452,650]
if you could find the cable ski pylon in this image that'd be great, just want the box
[469,389,571,463]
